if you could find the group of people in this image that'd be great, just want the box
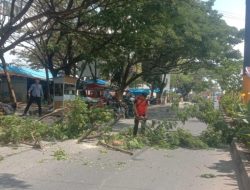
[22,79,149,136]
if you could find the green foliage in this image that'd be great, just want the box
[219,92,250,147]
[109,121,208,150]
[213,120,236,144]
[52,149,68,161]
[170,93,181,111]
[145,121,178,149]
[172,96,237,147]
[125,138,145,150]
[214,60,242,92]
[194,98,220,125]
[200,127,224,147]
[175,128,208,149]
[173,97,220,125]
[61,98,113,138]
[0,116,51,144]
[171,73,211,99]
[200,119,236,148]
[64,99,90,137]
[200,173,216,179]
[176,105,197,124]
[0,99,113,144]
[237,127,250,147]
[220,92,243,118]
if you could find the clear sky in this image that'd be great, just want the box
[213,0,245,54]
[213,0,245,29]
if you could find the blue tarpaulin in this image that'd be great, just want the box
[0,65,52,80]
[85,79,109,86]
[128,88,160,95]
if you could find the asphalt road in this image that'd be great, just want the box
[0,105,240,190]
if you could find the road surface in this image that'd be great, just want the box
[0,105,240,190]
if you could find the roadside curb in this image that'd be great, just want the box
[231,139,250,190]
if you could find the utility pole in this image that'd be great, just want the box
[243,0,250,103]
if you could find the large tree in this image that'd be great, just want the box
[100,0,242,97]
[0,0,106,103]
[16,0,137,75]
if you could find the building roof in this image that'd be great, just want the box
[0,65,52,80]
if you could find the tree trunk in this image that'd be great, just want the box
[150,82,155,97]
[76,62,87,89]
[157,74,168,103]
[117,89,125,101]
[45,67,51,104]
[0,55,17,104]
[64,64,71,76]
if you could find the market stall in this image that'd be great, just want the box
[53,76,77,109]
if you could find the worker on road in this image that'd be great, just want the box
[133,93,149,136]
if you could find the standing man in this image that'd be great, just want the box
[133,93,149,136]
[23,79,44,117]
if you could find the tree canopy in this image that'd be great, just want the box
[0,0,244,102]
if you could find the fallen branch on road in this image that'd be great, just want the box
[21,141,42,149]
[98,140,133,155]
[77,116,122,143]
[38,108,65,121]
[77,125,100,143]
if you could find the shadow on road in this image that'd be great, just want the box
[208,156,243,190]
[0,173,31,189]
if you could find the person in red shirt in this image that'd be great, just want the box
[133,93,148,136]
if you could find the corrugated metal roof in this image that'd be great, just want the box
[0,65,52,80]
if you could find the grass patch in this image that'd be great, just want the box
[200,173,216,178]
[52,149,68,161]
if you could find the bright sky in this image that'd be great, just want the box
[214,0,245,29]
[213,0,246,54]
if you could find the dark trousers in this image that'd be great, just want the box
[133,116,146,136]
[24,96,42,116]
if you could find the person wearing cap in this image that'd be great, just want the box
[22,78,44,117]
[133,93,149,136]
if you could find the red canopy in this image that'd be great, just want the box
[86,83,107,90]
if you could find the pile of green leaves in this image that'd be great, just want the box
[60,99,113,139]
[107,121,208,150]
[0,99,113,144]
[172,97,236,147]
[0,116,52,144]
